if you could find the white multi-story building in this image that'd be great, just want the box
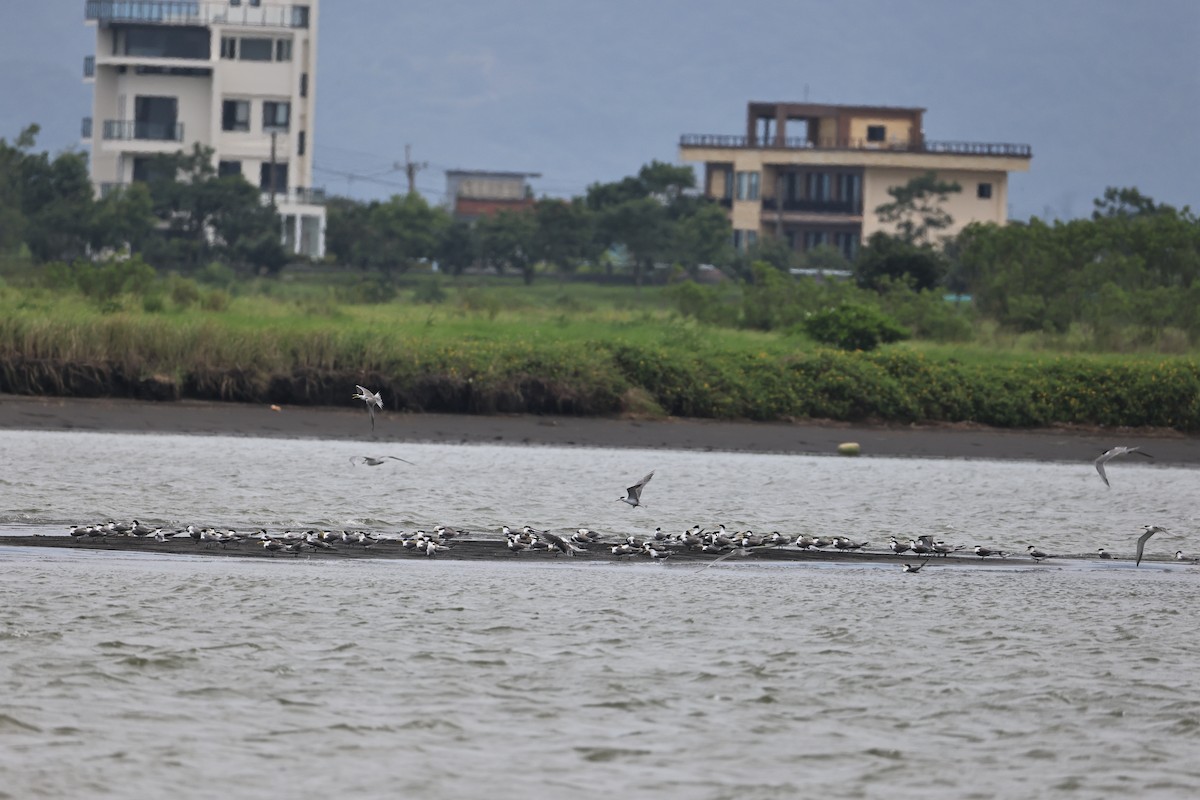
[82,0,325,257]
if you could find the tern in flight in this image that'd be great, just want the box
[349,455,414,467]
[618,471,654,508]
[1094,446,1152,488]
[1135,525,1167,567]
[352,385,384,430]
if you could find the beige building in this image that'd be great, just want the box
[679,102,1032,260]
[82,0,325,257]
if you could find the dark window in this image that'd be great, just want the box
[977,182,993,199]
[239,37,272,61]
[263,101,290,131]
[133,95,178,140]
[292,5,310,27]
[218,160,242,178]
[299,72,308,98]
[222,99,250,132]
[220,36,236,59]
[124,25,209,59]
[297,131,306,156]
[231,0,241,5]
[132,156,172,184]
[866,125,886,142]
[260,163,288,193]
[250,0,261,6]
[275,39,292,61]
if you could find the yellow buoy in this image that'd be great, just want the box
[837,442,861,456]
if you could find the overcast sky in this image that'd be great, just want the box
[3,0,1197,220]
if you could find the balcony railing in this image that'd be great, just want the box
[99,181,129,198]
[264,187,327,206]
[81,117,93,138]
[84,55,95,78]
[86,1,311,28]
[102,119,184,141]
[680,134,1032,159]
[761,197,863,215]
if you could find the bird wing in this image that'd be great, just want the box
[1135,526,1162,566]
[628,471,654,498]
[385,455,415,465]
[1094,455,1111,487]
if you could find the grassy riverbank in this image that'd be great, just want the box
[2,277,1198,432]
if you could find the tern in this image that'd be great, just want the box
[350,455,414,467]
[1135,525,1167,567]
[1094,446,1152,488]
[904,559,931,573]
[352,385,384,430]
[1097,548,1113,559]
[1026,545,1052,563]
[973,546,1007,559]
[618,471,654,508]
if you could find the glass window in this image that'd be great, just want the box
[977,182,993,199]
[260,162,288,193]
[220,36,236,59]
[230,0,241,6]
[735,171,760,201]
[867,125,886,142]
[299,72,308,98]
[218,160,242,178]
[263,101,290,131]
[275,39,292,61]
[249,0,261,6]
[239,37,272,61]
[806,172,830,201]
[222,99,250,132]
[297,131,306,156]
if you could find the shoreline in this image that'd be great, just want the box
[1,393,1198,464]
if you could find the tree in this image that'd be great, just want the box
[597,197,670,286]
[477,209,538,284]
[673,201,733,276]
[874,171,962,245]
[437,218,477,276]
[854,232,948,292]
[533,198,594,277]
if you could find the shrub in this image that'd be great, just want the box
[169,276,202,308]
[803,303,910,351]
[413,279,447,305]
[201,288,231,311]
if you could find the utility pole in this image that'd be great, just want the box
[396,144,427,196]
[269,130,278,208]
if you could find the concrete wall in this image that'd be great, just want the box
[861,166,1009,240]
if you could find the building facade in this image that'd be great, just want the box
[679,102,1032,261]
[444,170,541,222]
[82,0,325,257]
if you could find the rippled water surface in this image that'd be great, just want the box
[2,430,1199,799]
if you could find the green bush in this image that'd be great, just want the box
[412,279,447,305]
[169,276,202,308]
[803,303,910,351]
[201,288,231,311]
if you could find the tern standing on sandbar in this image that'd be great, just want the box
[352,385,384,431]
[619,471,654,508]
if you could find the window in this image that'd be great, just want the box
[735,171,760,201]
[836,173,861,205]
[866,125,886,142]
[239,37,272,61]
[263,101,291,131]
[222,99,250,131]
[732,230,758,252]
[250,0,261,6]
[292,5,310,27]
[834,232,859,261]
[977,182,993,199]
[299,72,308,98]
[230,0,241,6]
[804,231,829,250]
[218,160,242,178]
[297,130,306,156]
[806,172,830,201]
[260,162,288,193]
[275,39,292,61]
[220,36,236,59]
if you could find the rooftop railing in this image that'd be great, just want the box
[85,1,311,28]
[680,134,1032,158]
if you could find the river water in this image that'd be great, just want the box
[1,430,1198,799]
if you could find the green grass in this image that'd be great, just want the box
[2,275,1199,430]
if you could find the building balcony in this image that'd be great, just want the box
[102,119,184,142]
[85,1,312,29]
[81,117,93,139]
[680,134,1032,159]
[761,197,863,215]
[84,55,95,79]
[263,186,327,208]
